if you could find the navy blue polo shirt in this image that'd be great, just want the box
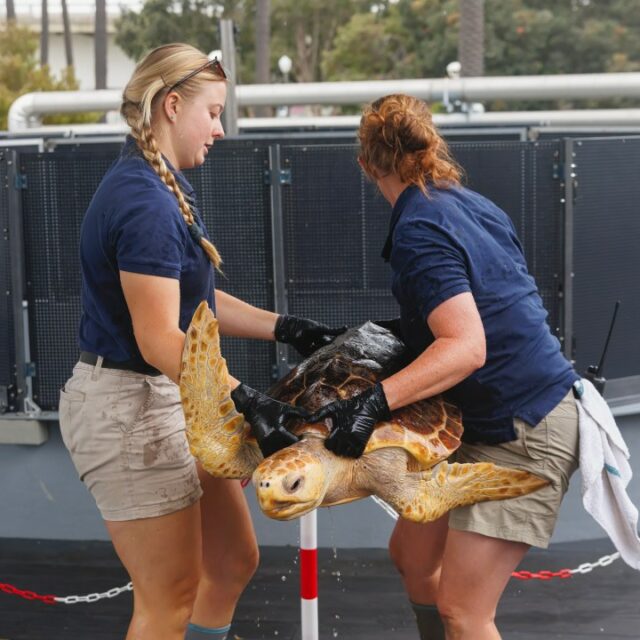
[386,184,578,444]
[78,136,216,367]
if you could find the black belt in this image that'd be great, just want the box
[79,351,161,376]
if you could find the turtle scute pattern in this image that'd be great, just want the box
[266,322,464,468]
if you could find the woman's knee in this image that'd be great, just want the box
[235,541,260,583]
[204,538,259,589]
[388,526,405,573]
[436,594,494,636]
[389,527,441,580]
[132,572,201,632]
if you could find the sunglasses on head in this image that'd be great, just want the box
[166,58,227,94]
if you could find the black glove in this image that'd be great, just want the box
[274,315,347,357]
[372,318,403,340]
[309,383,392,458]
[231,383,308,458]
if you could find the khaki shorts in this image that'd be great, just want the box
[58,361,203,521]
[448,390,579,548]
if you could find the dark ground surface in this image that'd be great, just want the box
[0,537,639,639]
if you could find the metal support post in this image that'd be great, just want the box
[6,150,29,413]
[268,144,291,379]
[562,139,576,361]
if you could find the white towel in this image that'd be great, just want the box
[576,378,640,570]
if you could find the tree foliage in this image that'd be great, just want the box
[112,0,640,110]
[0,22,100,130]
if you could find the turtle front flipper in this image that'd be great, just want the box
[180,301,261,478]
[378,460,548,523]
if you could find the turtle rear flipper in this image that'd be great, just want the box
[180,301,261,478]
[381,461,548,523]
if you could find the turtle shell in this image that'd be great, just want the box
[268,322,463,469]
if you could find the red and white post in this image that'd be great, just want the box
[299,510,319,640]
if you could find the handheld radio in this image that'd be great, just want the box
[584,300,621,395]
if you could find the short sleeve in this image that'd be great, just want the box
[391,220,471,320]
[110,189,187,279]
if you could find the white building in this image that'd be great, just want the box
[2,0,139,90]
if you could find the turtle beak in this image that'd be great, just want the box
[252,444,327,520]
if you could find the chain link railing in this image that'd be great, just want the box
[0,497,624,606]
[370,495,621,581]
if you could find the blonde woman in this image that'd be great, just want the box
[58,43,344,640]
[311,94,580,640]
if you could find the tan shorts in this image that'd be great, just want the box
[58,362,202,521]
[448,390,579,548]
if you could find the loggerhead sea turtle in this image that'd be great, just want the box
[180,302,548,522]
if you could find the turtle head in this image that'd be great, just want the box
[252,435,329,520]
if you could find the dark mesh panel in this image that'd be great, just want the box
[186,140,274,390]
[0,152,15,400]
[281,145,399,323]
[572,137,640,378]
[280,141,564,374]
[452,141,565,335]
[21,151,117,409]
[12,137,568,410]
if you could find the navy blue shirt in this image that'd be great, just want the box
[78,137,216,367]
[386,185,578,444]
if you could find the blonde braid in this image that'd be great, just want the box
[128,118,222,269]
[121,43,224,270]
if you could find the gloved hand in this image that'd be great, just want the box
[372,318,403,340]
[231,383,308,458]
[309,382,392,458]
[275,315,347,357]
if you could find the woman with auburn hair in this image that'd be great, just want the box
[58,43,344,640]
[312,94,580,640]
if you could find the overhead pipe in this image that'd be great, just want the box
[9,72,640,132]
[9,108,640,138]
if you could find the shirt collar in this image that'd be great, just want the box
[122,135,196,200]
[381,185,417,263]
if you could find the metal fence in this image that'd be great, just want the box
[0,134,638,414]
[570,137,640,379]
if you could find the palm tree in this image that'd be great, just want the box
[459,0,484,77]
[95,0,107,89]
[40,0,49,67]
[255,0,271,117]
[5,0,16,22]
[61,0,74,68]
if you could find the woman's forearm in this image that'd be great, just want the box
[381,337,485,411]
[215,290,278,339]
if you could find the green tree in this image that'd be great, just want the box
[321,10,409,81]
[114,0,372,84]
[269,0,371,83]
[0,22,101,130]
[114,0,257,83]
[328,0,640,109]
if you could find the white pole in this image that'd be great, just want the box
[300,510,319,640]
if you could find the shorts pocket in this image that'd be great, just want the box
[512,417,548,462]
[58,384,86,453]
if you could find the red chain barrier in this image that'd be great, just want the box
[512,568,572,580]
[0,582,57,604]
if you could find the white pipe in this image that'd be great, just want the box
[9,72,640,131]
[10,108,640,137]
[9,90,121,131]
[237,72,640,106]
